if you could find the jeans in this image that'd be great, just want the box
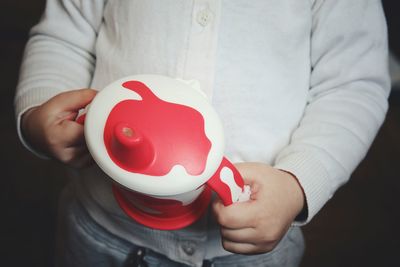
[55,185,305,267]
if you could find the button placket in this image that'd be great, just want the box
[181,0,221,99]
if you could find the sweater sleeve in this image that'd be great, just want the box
[14,0,106,156]
[274,0,391,224]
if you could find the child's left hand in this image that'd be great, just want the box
[212,162,305,254]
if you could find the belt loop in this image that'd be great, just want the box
[123,247,148,267]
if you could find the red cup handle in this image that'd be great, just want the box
[206,157,251,206]
[76,105,90,124]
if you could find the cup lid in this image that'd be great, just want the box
[85,75,225,196]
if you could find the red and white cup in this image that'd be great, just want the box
[80,75,250,230]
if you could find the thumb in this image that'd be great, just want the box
[48,89,97,113]
[233,163,273,195]
[212,191,257,229]
[234,162,262,185]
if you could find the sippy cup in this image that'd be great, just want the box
[79,75,250,230]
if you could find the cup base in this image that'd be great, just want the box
[112,185,212,230]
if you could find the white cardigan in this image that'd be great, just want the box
[15,0,390,265]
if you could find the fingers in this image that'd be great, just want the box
[212,163,266,229]
[234,162,265,186]
[221,240,258,255]
[212,198,257,229]
[219,220,277,254]
[46,113,90,169]
[59,119,85,146]
[47,89,97,114]
[221,239,275,255]
[220,227,259,243]
[215,198,284,255]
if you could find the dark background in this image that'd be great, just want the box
[1,1,399,266]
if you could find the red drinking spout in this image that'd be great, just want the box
[110,122,155,171]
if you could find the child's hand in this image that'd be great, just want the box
[21,89,97,168]
[212,162,305,254]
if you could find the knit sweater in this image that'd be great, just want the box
[15,0,390,266]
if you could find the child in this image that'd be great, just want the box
[15,0,390,266]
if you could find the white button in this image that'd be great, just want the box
[197,9,213,27]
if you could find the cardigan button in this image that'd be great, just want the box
[197,9,213,27]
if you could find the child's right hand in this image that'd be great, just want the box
[21,89,97,168]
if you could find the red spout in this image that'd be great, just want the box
[110,122,155,171]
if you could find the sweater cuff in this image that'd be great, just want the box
[274,151,333,226]
[14,87,62,159]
